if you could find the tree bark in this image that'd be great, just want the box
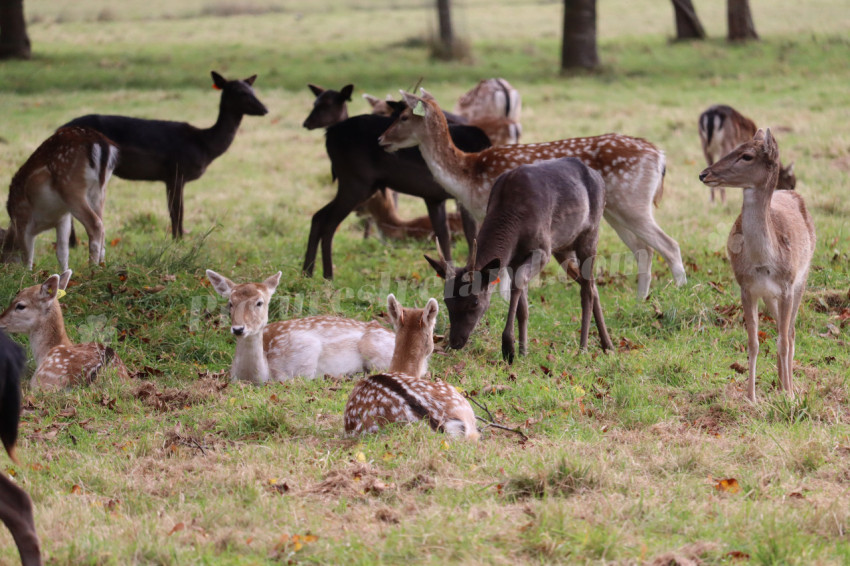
[437,0,453,47]
[727,0,759,42]
[0,0,31,60]
[672,0,706,40]
[561,0,598,71]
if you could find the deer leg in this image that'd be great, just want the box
[741,288,760,402]
[0,473,42,566]
[23,222,37,270]
[424,200,452,264]
[775,292,795,395]
[517,287,529,357]
[603,213,654,300]
[787,285,805,393]
[165,176,186,240]
[611,208,687,292]
[68,202,104,267]
[502,285,522,363]
[55,214,72,272]
[458,205,478,250]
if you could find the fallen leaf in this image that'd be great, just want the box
[70,484,82,494]
[169,522,185,535]
[725,550,750,561]
[109,237,121,247]
[730,362,747,374]
[713,477,741,494]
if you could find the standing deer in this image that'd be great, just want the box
[0,270,129,390]
[344,294,478,440]
[425,158,613,362]
[698,104,796,204]
[62,71,268,239]
[0,330,42,566]
[1,127,118,271]
[453,78,521,124]
[380,90,686,300]
[206,270,396,383]
[700,129,815,402]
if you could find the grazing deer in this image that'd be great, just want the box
[0,270,128,390]
[1,127,118,271]
[0,330,42,566]
[344,294,478,440]
[380,90,686,300]
[700,129,815,402]
[453,78,522,124]
[63,71,268,239]
[206,270,396,383]
[425,158,613,361]
[698,104,796,203]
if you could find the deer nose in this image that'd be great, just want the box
[231,326,245,336]
[699,171,709,182]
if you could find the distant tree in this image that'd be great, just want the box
[727,0,758,41]
[0,0,31,59]
[561,0,598,71]
[671,0,705,40]
[431,0,468,60]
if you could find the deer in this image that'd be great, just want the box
[454,78,522,124]
[206,270,396,383]
[62,71,268,239]
[302,109,490,280]
[699,104,796,204]
[425,158,614,362]
[0,270,129,390]
[699,129,815,402]
[1,127,118,271]
[379,90,687,300]
[344,294,478,440]
[0,329,43,566]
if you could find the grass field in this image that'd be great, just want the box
[1,0,849,564]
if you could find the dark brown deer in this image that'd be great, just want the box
[699,104,796,204]
[62,71,268,239]
[0,329,43,566]
[425,157,614,362]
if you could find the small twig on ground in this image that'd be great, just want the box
[464,393,529,442]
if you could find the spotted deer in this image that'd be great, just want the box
[379,90,686,300]
[344,294,478,440]
[700,129,815,402]
[1,127,118,271]
[699,104,796,204]
[453,78,521,124]
[0,329,42,566]
[206,270,395,383]
[0,270,128,390]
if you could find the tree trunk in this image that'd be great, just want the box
[561,0,598,71]
[0,0,31,60]
[437,0,453,47]
[432,0,466,60]
[727,0,759,42]
[672,0,705,40]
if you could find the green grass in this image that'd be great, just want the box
[1,0,850,564]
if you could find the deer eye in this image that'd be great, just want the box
[741,154,754,162]
[227,301,232,310]
[256,300,264,307]
[473,299,479,308]
[400,115,408,122]
[15,303,25,311]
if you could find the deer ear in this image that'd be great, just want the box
[422,298,439,329]
[58,270,73,291]
[243,74,257,86]
[419,87,436,101]
[206,269,235,298]
[753,128,766,142]
[763,128,779,160]
[211,71,227,90]
[39,275,61,301]
[308,83,325,97]
[400,90,420,111]
[262,271,282,294]
[784,161,795,175]
[340,84,354,101]
[363,93,380,107]
[424,254,447,279]
[387,294,404,329]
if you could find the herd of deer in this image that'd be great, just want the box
[0,72,818,564]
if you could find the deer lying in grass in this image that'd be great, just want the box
[425,158,614,362]
[700,129,815,402]
[0,330,42,566]
[380,90,686,300]
[0,270,128,390]
[1,127,118,271]
[699,104,796,203]
[344,294,478,440]
[63,71,268,239]
[206,270,396,383]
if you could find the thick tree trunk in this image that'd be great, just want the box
[727,0,759,42]
[432,0,467,60]
[561,0,598,71]
[0,0,31,60]
[672,0,706,40]
[437,0,453,47]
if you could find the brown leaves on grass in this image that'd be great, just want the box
[133,377,227,412]
[304,463,394,498]
[712,477,741,494]
[730,362,747,374]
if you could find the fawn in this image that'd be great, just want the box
[700,129,815,401]
[344,294,478,439]
[206,270,396,383]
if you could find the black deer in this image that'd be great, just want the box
[425,157,614,362]
[62,71,268,239]
[303,112,490,279]
[0,330,42,566]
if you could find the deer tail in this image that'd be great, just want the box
[653,156,666,208]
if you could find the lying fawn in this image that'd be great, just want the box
[699,104,796,203]
[344,294,478,440]
[0,330,42,566]
[700,129,815,401]
[206,270,395,383]
[380,90,686,300]
[1,127,118,271]
[0,270,128,390]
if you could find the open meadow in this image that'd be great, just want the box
[1,0,849,563]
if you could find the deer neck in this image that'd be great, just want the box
[231,331,269,384]
[30,303,72,364]
[204,98,244,160]
[418,117,483,218]
[740,169,779,265]
[388,350,426,378]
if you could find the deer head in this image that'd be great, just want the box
[699,128,781,190]
[302,83,354,130]
[386,293,439,376]
[378,90,438,152]
[206,270,281,337]
[0,270,72,334]
[212,71,268,117]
